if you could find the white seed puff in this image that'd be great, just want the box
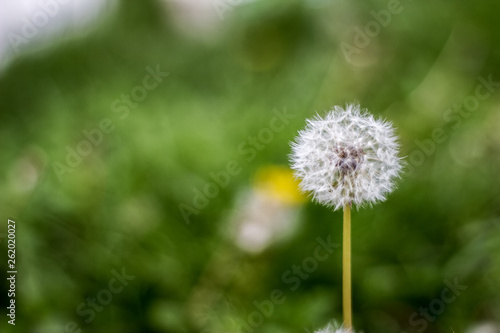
[290,104,403,210]
[314,323,354,333]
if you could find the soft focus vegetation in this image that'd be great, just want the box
[1,0,500,332]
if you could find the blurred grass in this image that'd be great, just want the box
[1,0,500,332]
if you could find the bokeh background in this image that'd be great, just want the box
[1,0,500,332]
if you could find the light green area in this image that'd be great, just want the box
[1,0,500,332]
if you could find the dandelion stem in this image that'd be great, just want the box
[343,203,352,329]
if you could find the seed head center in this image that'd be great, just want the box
[335,146,365,175]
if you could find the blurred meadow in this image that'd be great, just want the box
[1,0,500,332]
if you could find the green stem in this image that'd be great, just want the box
[343,204,352,329]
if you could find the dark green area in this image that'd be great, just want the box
[1,0,500,332]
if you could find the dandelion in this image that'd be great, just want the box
[315,323,354,333]
[290,104,402,211]
[290,104,403,329]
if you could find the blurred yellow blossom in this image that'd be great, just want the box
[254,165,306,206]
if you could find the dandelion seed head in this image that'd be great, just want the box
[290,104,403,210]
[314,323,354,333]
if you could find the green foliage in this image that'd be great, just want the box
[1,0,500,332]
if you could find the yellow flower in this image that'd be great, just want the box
[253,165,305,206]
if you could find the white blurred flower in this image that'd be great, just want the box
[158,0,258,42]
[0,0,116,70]
[230,166,304,254]
[290,104,403,210]
[159,0,222,40]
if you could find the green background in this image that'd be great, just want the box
[1,0,500,332]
